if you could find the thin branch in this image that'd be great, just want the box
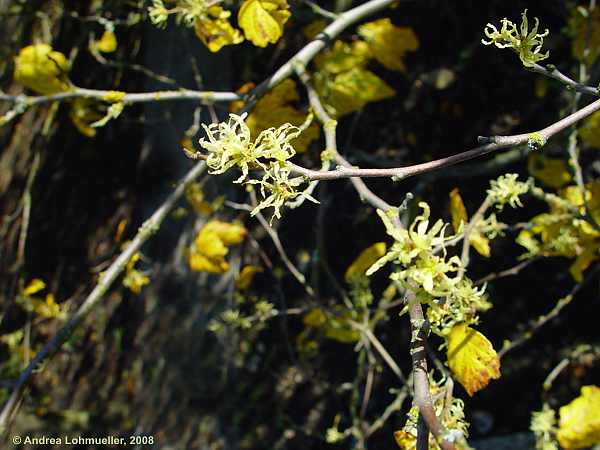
[458,196,492,280]
[0,161,208,433]
[499,264,600,358]
[288,97,600,182]
[0,87,241,107]
[528,63,599,97]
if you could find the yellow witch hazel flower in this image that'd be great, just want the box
[197,113,316,221]
[199,113,299,182]
[367,203,490,336]
[487,173,531,210]
[482,10,549,67]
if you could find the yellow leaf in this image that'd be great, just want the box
[579,110,600,149]
[30,294,67,320]
[557,385,600,449]
[314,40,371,74]
[449,188,490,257]
[394,430,416,450]
[315,67,396,118]
[94,30,118,53]
[245,79,319,152]
[303,19,326,40]
[69,98,103,137]
[235,265,263,290]
[14,44,71,95]
[123,252,150,294]
[238,0,290,47]
[570,7,600,66]
[344,242,386,282]
[449,188,468,233]
[528,153,572,188]
[357,18,419,72]
[185,182,213,215]
[470,233,491,258]
[447,323,501,396]
[302,306,360,343]
[23,279,46,296]
[188,220,247,274]
[569,244,599,282]
[195,6,244,52]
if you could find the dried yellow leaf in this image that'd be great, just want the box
[315,67,396,118]
[195,6,243,52]
[235,265,263,291]
[447,323,500,396]
[557,385,600,449]
[449,188,491,257]
[344,242,386,282]
[245,79,319,152]
[23,279,46,296]
[94,30,118,53]
[528,153,572,188]
[238,0,290,47]
[188,220,247,274]
[357,18,419,72]
[569,245,599,282]
[449,188,468,233]
[14,44,70,95]
[579,110,600,149]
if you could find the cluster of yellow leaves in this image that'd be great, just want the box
[517,183,600,281]
[527,153,572,189]
[18,279,66,320]
[449,188,491,257]
[14,44,70,95]
[231,79,320,153]
[313,19,418,117]
[569,6,600,66]
[188,220,247,273]
[122,252,151,294]
[195,5,243,52]
[446,323,501,396]
[557,385,600,449]
[149,0,289,52]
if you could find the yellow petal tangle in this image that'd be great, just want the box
[238,0,290,47]
[557,385,600,449]
[447,323,501,396]
[14,44,71,95]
